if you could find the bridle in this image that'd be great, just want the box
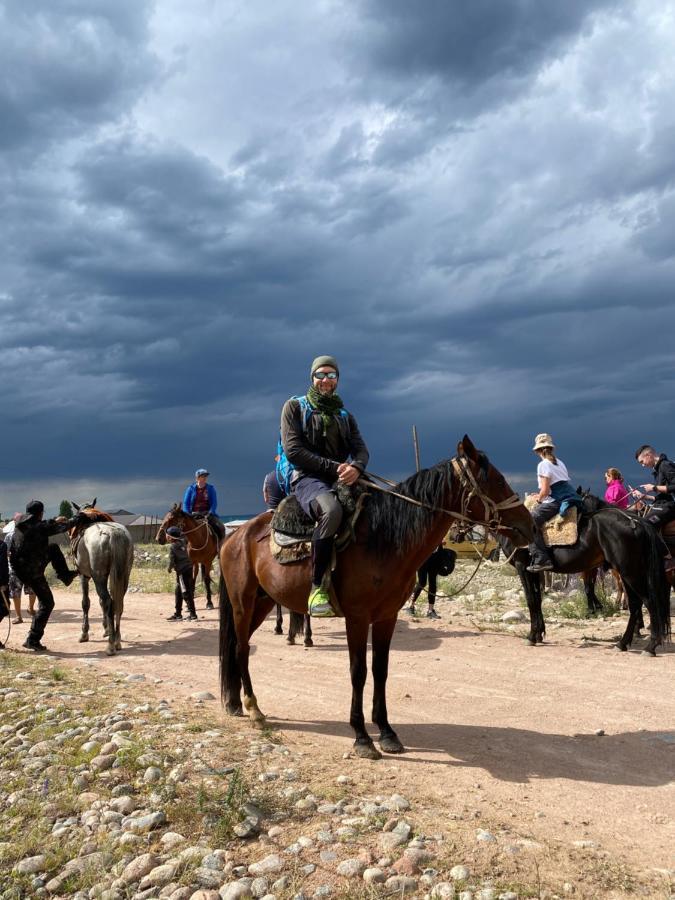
[364,454,523,533]
[157,512,212,552]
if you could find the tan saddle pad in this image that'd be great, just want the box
[525,495,578,547]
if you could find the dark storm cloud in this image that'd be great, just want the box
[0,0,157,155]
[1,0,674,512]
[357,0,620,87]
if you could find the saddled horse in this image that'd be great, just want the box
[70,501,134,656]
[501,494,670,656]
[274,604,313,646]
[156,505,219,608]
[218,436,533,759]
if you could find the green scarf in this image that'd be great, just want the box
[306,386,344,436]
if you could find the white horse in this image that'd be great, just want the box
[71,502,133,656]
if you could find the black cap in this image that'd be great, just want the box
[25,500,44,515]
[166,526,183,538]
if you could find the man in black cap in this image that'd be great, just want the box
[10,500,85,651]
[280,355,369,616]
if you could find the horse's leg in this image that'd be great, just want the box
[204,563,214,609]
[583,569,602,616]
[519,564,545,645]
[274,603,283,635]
[288,611,304,645]
[371,617,403,754]
[79,576,90,643]
[616,583,640,651]
[303,613,313,648]
[93,577,115,656]
[346,617,380,759]
[240,595,275,727]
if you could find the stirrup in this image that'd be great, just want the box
[308,586,335,618]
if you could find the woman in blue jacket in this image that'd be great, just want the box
[182,469,225,541]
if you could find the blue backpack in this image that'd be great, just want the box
[275,395,349,495]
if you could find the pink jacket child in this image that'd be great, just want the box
[604,477,629,509]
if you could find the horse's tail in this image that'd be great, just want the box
[108,527,133,609]
[219,572,240,707]
[288,611,305,641]
[640,520,671,643]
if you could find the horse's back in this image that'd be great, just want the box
[82,522,133,572]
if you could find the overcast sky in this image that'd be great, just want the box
[2,0,674,516]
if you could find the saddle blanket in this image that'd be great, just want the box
[525,495,578,546]
[269,530,311,564]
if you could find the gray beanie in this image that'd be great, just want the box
[310,355,339,379]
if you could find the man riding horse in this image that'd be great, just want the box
[280,355,369,616]
[182,469,226,543]
[634,444,675,530]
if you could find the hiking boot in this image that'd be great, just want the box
[188,613,198,621]
[527,560,554,573]
[308,586,335,618]
[167,613,183,621]
[23,638,47,651]
[426,607,441,619]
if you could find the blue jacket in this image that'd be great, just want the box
[182,483,218,516]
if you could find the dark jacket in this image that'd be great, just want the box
[652,454,675,508]
[280,396,369,482]
[10,515,80,582]
[0,540,8,587]
[168,539,192,575]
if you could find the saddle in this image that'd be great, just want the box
[524,496,578,547]
[269,483,367,565]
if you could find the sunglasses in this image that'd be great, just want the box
[313,371,338,380]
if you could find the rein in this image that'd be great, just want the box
[175,516,212,552]
[363,456,522,532]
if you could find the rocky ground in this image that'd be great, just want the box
[2,556,673,900]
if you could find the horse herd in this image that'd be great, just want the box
[68,436,671,759]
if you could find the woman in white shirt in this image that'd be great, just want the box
[527,433,583,572]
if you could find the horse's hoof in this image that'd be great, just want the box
[250,717,267,730]
[304,639,314,648]
[274,628,283,635]
[205,601,214,610]
[286,637,295,646]
[527,638,537,646]
[379,735,405,754]
[226,704,244,717]
[615,642,628,652]
[78,634,89,643]
[105,646,115,657]
[354,741,382,760]
[641,649,657,657]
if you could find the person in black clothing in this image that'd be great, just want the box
[10,500,85,651]
[633,445,675,528]
[263,470,286,510]
[280,355,369,616]
[406,546,457,619]
[0,538,10,648]
[166,526,197,621]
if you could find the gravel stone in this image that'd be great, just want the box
[144,766,163,784]
[363,868,386,885]
[450,865,471,881]
[139,863,179,890]
[336,859,366,878]
[384,875,418,894]
[13,855,47,875]
[219,883,253,900]
[476,829,496,843]
[121,854,160,885]
[431,885,456,899]
[248,854,283,877]
[250,878,269,898]
[122,811,167,833]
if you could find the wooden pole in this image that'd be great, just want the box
[412,425,421,472]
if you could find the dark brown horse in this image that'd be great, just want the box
[218,436,533,759]
[156,505,219,608]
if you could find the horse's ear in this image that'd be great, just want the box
[71,501,80,511]
[92,497,97,507]
[576,485,582,495]
[457,434,479,461]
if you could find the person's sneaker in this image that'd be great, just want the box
[404,605,416,615]
[166,613,183,621]
[308,586,335,617]
[188,613,198,621]
[527,561,554,572]
[426,607,441,619]
[22,638,47,651]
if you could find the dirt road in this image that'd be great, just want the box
[11,589,674,880]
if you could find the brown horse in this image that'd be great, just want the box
[218,436,533,759]
[156,505,219,608]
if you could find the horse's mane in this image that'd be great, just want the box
[81,507,114,523]
[366,458,460,556]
